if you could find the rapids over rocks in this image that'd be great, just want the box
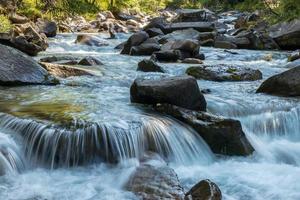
[0,32,299,200]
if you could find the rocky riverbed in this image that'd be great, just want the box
[0,6,300,200]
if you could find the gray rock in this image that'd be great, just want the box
[165,22,215,33]
[185,179,222,200]
[269,19,300,50]
[75,34,109,47]
[78,56,103,66]
[121,31,149,54]
[186,65,262,82]
[126,164,184,200]
[36,19,58,37]
[0,44,58,85]
[155,104,254,156]
[137,59,165,72]
[257,65,300,96]
[130,76,206,111]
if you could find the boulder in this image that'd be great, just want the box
[186,65,262,82]
[130,76,206,111]
[173,9,217,23]
[143,17,168,33]
[0,44,58,85]
[214,41,237,49]
[75,34,109,47]
[36,19,58,37]
[126,164,184,200]
[121,31,149,54]
[165,22,215,33]
[39,62,93,78]
[78,56,103,66]
[8,23,49,56]
[257,65,300,96]
[137,59,165,73]
[185,179,222,200]
[130,43,161,56]
[158,28,201,44]
[151,50,180,62]
[145,28,164,38]
[269,19,300,50]
[155,104,254,156]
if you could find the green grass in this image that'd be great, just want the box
[0,15,12,33]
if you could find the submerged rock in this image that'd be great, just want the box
[185,179,222,200]
[257,65,300,96]
[0,44,58,85]
[126,164,184,200]
[288,50,300,62]
[78,56,103,66]
[186,65,262,81]
[137,59,165,73]
[75,34,109,46]
[155,104,254,156]
[182,58,203,64]
[40,62,93,78]
[130,76,206,111]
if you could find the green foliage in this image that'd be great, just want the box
[0,15,12,33]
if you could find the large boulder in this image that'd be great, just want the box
[159,28,201,43]
[40,62,93,78]
[185,179,222,200]
[186,65,262,82]
[36,19,58,37]
[151,50,180,62]
[130,76,207,111]
[75,34,109,47]
[165,22,215,33]
[269,19,300,50]
[120,31,149,54]
[130,43,161,56]
[143,17,168,33]
[0,44,58,85]
[173,9,217,23]
[126,164,184,200]
[155,104,254,156]
[257,65,300,96]
[137,59,165,73]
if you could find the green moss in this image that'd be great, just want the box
[0,15,12,33]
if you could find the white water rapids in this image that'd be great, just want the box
[0,33,299,200]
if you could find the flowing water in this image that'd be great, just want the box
[0,32,299,200]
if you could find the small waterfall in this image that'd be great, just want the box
[0,113,214,169]
[0,131,26,175]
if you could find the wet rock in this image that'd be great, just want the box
[126,164,184,200]
[75,34,109,47]
[186,65,262,82]
[78,56,103,66]
[145,28,164,38]
[257,65,300,96]
[137,59,165,73]
[40,62,93,78]
[182,58,203,64]
[269,19,300,50]
[130,76,206,111]
[130,43,161,56]
[143,17,168,33]
[40,55,78,64]
[173,9,217,23]
[121,31,149,54]
[0,44,58,85]
[155,104,254,156]
[165,22,215,33]
[152,50,180,62]
[214,41,237,49]
[159,29,201,43]
[36,19,58,37]
[288,50,300,62]
[185,179,222,200]
[115,41,126,50]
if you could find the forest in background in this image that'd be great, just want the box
[0,0,299,33]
